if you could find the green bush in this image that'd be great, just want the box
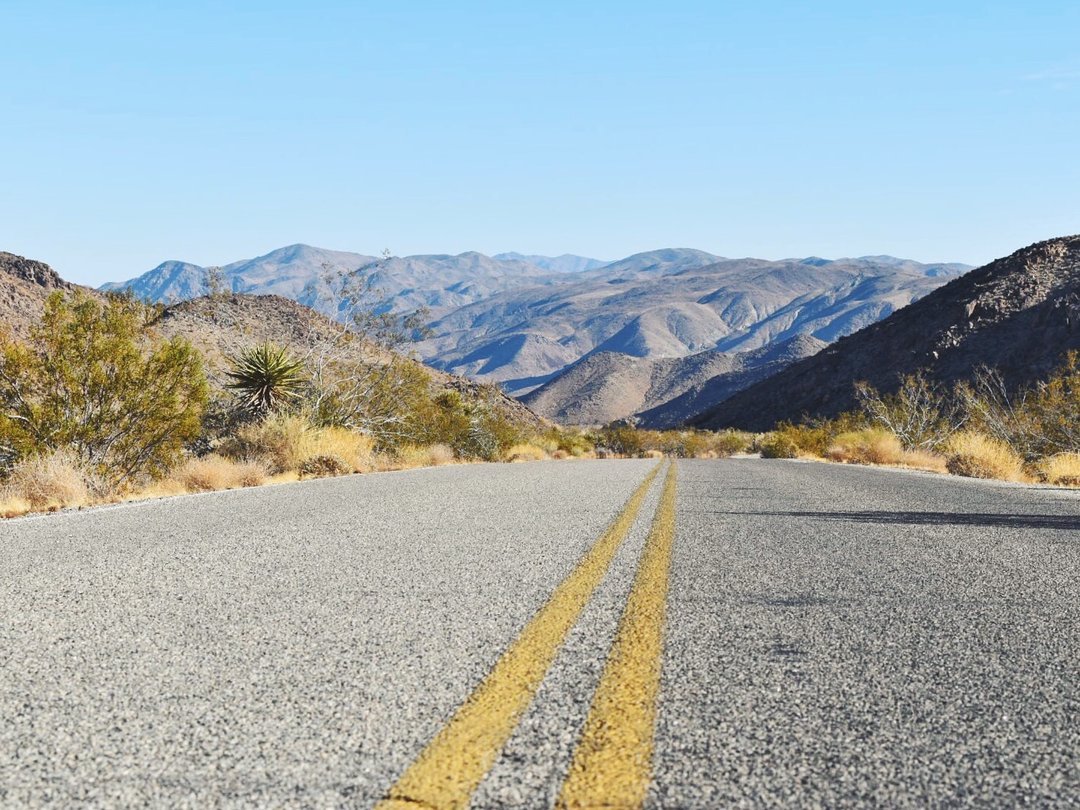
[597,425,645,457]
[760,423,830,458]
[404,385,525,461]
[0,292,208,485]
[714,430,752,456]
[759,432,800,459]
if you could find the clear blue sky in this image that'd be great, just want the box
[3,1,1078,285]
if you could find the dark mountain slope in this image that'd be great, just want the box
[694,236,1080,431]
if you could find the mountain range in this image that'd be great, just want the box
[104,246,971,405]
[102,245,603,319]
[421,251,970,394]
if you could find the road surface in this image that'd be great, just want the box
[1,459,1078,807]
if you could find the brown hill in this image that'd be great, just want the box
[522,335,824,427]
[694,235,1080,431]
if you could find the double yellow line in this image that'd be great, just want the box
[378,461,678,810]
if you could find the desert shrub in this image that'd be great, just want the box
[223,413,309,472]
[855,371,961,450]
[303,426,373,471]
[298,454,350,479]
[0,292,208,485]
[945,431,1025,481]
[406,386,525,461]
[172,455,267,491]
[311,357,434,450]
[1034,453,1080,487]
[596,425,645,457]
[764,423,830,458]
[226,343,306,414]
[759,432,799,459]
[662,431,712,458]
[1027,353,1080,455]
[956,355,1080,461]
[713,430,752,457]
[0,449,104,509]
[461,411,525,462]
[539,427,595,457]
[825,429,904,466]
[393,444,431,468]
[505,443,548,462]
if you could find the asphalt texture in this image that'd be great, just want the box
[1,458,1078,807]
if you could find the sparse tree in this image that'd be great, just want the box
[855,371,963,449]
[959,355,1080,460]
[299,252,435,447]
[205,265,228,299]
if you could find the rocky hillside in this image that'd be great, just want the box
[151,295,543,428]
[0,252,81,337]
[695,235,1080,431]
[422,253,969,392]
[521,335,824,427]
[3,252,544,430]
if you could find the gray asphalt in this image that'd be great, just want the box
[1,458,1078,807]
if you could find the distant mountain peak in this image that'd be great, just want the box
[493,252,607,273]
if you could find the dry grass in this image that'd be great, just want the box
[505,443,548,462]
[898,449,949,474]
[1034,452,1080,487]
[0,495,32,518]
[171,455,268,492]
[427,444,456,466]
[825,429,904,466]
[945,431,1026,481]
[303,427,374,472]
[393,443,459,469]
[223,415,374,474]
[0,450,101,510]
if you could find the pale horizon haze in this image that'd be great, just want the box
[2,1,1079,285]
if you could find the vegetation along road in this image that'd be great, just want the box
[2,459,1078,807]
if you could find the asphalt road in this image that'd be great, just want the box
[1,459,1078,808]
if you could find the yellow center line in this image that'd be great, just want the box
[556,461,678,810]
[377,462,664,810]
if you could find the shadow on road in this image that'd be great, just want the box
[711,510,1080,531]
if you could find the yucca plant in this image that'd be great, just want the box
[226,343,306,413]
